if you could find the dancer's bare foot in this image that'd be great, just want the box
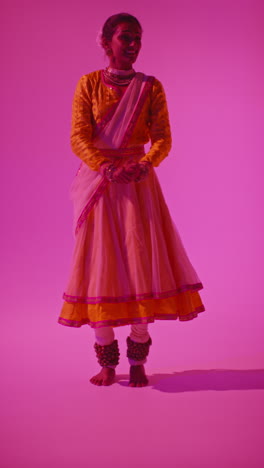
[90,367,116,386]
[129,364,149,387]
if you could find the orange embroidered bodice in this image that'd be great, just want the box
[70,70,172,170]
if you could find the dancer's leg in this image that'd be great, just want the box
[127,324,152,387]
[90,326,120,386]
[128,324,150,365]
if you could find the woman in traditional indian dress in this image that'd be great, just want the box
[58,13,205,387]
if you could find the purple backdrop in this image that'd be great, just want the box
[1,1,264,467]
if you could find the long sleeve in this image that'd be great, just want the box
[140,79,172,167]
[70,75,111,171]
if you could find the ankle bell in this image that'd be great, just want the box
[94,339,120,367]
[126,336,152,362]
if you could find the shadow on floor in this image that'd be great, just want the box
[116,368,264,392]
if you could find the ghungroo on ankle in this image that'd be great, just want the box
[94,339,120,367]
[126,336,152,362]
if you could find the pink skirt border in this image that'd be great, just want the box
[58,306,205,329]
[63,282,203,304]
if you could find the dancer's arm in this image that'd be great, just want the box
[70,75,111,170]
[140,78,172,167]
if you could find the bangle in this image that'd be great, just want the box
[134,161,151,182]
[104,164,116,182]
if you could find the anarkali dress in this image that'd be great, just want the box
[58,70,205,329]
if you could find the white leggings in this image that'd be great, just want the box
[94,323,150,368]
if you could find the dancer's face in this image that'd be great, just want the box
[107,22,142,70]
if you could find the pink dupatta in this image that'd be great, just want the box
[71,72,154,236]
[61,71,205,319]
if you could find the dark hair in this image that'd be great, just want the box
[101,13,142,44]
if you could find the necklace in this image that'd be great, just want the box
[107,67,135,76]
[103,67,136,86]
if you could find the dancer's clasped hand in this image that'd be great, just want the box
[100,161,151,183]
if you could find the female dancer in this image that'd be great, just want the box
[58,13,205,387]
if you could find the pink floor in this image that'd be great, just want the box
[1,300,264,468]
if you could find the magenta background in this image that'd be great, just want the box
[1,1,264,467]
